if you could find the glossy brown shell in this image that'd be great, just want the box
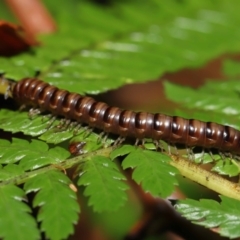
[11,78,240,154]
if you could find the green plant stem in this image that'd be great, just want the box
[0,146,114,186]
[170,154,240,201]
[1,145,240,201]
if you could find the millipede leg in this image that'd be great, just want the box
[97,132,109,145]
[153,140,165,153]
[173,144,179,156]
[153,140,159,149]
[69,121,78,131]
[57,119,71,130]
[223,152,232,160]
[134,139,145,149]
[186,147,190,159]
[191,148,195,161]
[97,132,105,143]
[219,151,225,160]
[28,108,41,119]
[57,118,66,129]
[134,139,140,146]
[46,116,56,129]
[209,151,215,162]
[186,147,195,161]
[200,149,205,163]
[18,104,27,111]
[102,133,109,145]
[234,154,240,161]
[73,124,82,135]
[41,114,51,122]
[167,144,171,154]
[82,126,93,138]
[113,136,125,146]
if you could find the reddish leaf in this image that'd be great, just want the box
[0,20,33,57]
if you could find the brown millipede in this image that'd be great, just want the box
[8,77,240,154]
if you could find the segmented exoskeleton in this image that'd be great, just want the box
[10,77,240,154]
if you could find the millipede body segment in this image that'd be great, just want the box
[11,78,240,154]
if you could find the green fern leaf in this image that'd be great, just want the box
[0,164,25,181]
[78,155,128,212]
[24,170,80,240]
[192,152,217,164]
[201,79,240,96]
[164,81,240,117]
[0,110,54,136]
[223,59,240,77]
[211,159,240,177]
[39,128,75,144]
[164,81,240,129]
[110,145,135,160]
[69,132,113,155]
[0,185,39,240]
[122,148,179,198]
[176,196,240,239]
[0,138,70,172]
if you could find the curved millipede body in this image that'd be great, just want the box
[11,78,240,154]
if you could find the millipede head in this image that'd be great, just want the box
[68,141,86,156]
